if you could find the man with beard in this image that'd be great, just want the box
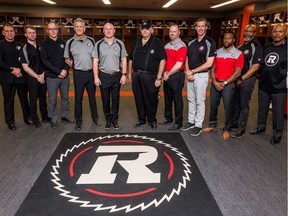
[0,24,33,130]
[250,23,287,144]
[231,24,263,138]
[93,22,127,130]
[159,24,187,131]
[203,32,244,141]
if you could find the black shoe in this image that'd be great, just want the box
[105,122,111,130]
[51,122,57,129]
[150,122,157,130]
[8,123,16,130]
[42,117,52,123]
[34,121,42,129]
[75,121,82,130]
[93,118,101,126]
[181,122,195,131]
[112,122,119,130]
[24,118,33,126]
[168,124,182,131]
[250,128,265,135]
[232,130,245,138]
[133,121,146,127]
[271,136,281,144]
[158,119,173,125]
[61,117,74,123]
[190,127,203,136]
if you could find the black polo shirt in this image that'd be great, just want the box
[128,36,166,73]
[238,39,263,75]
[259,41,287,93]
[41,37,69,78]
[19,43,44,75]
[187,35,216,72]
[0,39,26,84]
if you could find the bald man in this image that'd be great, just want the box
[231,24,263,138]
[93,23,127,130]
[250,23,287,144]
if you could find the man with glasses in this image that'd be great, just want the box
[41,22,73,129]
[230,24,263,138]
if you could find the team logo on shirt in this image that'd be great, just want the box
[87,43,91,47]
[231,54,235,57]
[60,44,65,49]
[150,49,155,54]
[16,46,21,50]
[199,46,204,51]
[265,52,279,67]
[50,134,191,213]
[244,49,249,55]
[113,47,118,51]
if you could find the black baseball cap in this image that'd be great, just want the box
[141,21,151,29]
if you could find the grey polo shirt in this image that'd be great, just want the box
[64,35,95,71]
[92,37,127,74]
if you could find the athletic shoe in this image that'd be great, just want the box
[190,127,202,136]
[180,122,195,131]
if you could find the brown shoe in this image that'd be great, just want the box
[222,131,230,141]
[203,127,218,133]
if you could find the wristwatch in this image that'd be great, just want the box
[223,81,228,86]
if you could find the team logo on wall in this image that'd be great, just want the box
[265,52,279,67]
[50,134,192,213]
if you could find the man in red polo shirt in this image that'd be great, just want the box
[203,32,244,140]
[159,24,187,130]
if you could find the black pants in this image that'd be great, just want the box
[231,76,256,130]
[99,72,121,124]
[132,71,159,124]
[163,71,184,125]
[26,77,48,123]
[73,70,98,122]
[256,89,286,139]
[1,82,30,124]
[208,83,235,131]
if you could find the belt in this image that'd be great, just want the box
[74,69,92,73]
[136,69,157,74]
[100,71,119,76]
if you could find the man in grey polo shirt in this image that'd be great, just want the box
[64,18,100,130]
[93,22,127,130]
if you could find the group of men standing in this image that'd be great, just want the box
[0,17,286,144]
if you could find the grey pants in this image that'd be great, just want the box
[46,76,70,123]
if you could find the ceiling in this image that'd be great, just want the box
[0,0,274,12]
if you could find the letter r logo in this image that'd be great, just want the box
[76,145,161,184]
[265,52,279,67]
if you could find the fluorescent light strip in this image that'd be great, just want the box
[162,0,177,8]
[210,0,239,9]
[42,0,56,4]
[103,0,111,4]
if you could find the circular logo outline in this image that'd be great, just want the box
[50,134,192,213]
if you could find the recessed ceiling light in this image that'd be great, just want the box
[210,0,239,8]
[162,0,177,8]
[42,0,56,4]
[103,0,111,4]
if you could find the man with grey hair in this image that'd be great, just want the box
[64,18,100,130]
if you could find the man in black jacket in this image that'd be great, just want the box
[41,22,73,128]
[250,23,287,144]
[0,23,32,130]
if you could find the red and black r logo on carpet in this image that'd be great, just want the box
[50,134,192,213]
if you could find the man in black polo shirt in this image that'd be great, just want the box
[182,18,216,136]
[0,23,32,130]
[250,23,287,144]
[41,22,73,129]
[128,21,166,130]
[64,18,100,130]
[93,22,127,130]
[20,25,50,128]
[231,24,263,138]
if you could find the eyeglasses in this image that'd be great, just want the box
[47,28,58,31]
